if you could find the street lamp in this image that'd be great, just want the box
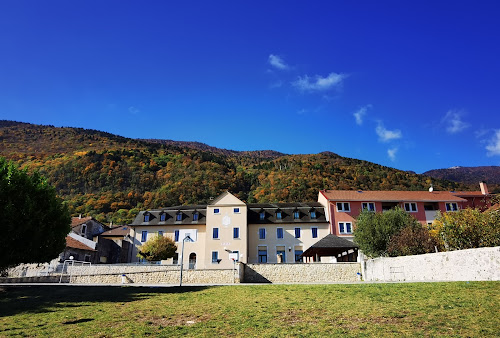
[179,235,193,286]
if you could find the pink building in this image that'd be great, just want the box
[317,183,491,241]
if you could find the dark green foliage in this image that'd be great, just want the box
[387,223,440,257]
[354,207,421,257]
[137,235,177,261]
[0,157,71,270]
[0,121,469,224]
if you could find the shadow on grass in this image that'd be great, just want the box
[0,285,213,317]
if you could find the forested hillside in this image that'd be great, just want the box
[0,121,469,224]
[423,166,500,193]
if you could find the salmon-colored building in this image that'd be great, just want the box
[318,182,492,241]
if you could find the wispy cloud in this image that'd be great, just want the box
[376,122,402,142]
[268,54,289,70]
[486,129,500,156]
[387,147,398,161]
[292,72,346,92]
[353,104,372,125]
[128,106,140,114]
[268,80,283,89]
[442,109,469,134]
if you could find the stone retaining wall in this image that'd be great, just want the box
[66,264,240,284]
[244,263,361,283]
[364,246,500,282]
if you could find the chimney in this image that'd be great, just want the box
[480,181,489,195]
[79,214,82,219]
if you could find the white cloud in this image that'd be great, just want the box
[376,122,402,142]
[353,104,372,125]
[486,129,500,156]
[128,106,140,114]
[443,109,469,134]
[269,80,283,89]
[268,54,288,70]
[292,72,346,92]
[387,147,398,161]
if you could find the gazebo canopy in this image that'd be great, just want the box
[302,234,359,261]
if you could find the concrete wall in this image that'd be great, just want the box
[244,263,361,283]
[364,246,500,282]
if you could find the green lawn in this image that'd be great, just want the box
[0,282,499,337]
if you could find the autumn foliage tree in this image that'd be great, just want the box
[387,223,441,257]
[137,234,177,261]
[432,208,500,250]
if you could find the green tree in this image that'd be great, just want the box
[387,223,441,257]
[354,207,421,257]
[137,234,177,261]
[0,157,71,271]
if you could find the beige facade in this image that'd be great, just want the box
[247,223,329,264]
[130,192,329,269]
[205,192,248,269]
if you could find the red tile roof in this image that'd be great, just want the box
[320,190,467,202]
[71,216,93,228]
[100,226,130,237]
[65,236,96,251]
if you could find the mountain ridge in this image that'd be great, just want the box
[0,120,473,224]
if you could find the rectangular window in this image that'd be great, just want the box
[212,251,219,263]
[260,211,265,220]
[214,208,220,214]
[158,231,163,237]
[160,213,166,221]
[144,214,150,222]
[339,222,352,234]
[336,202,350,212]
[213,228,219,239]
[172,253,179,265]
[233,227,240,239]
[312,227,318,238]
[81,224,87,235]
[259,228,266,239]
[276,211,282,220]
[176,213,183,221]
[446,202,458,211]
[404,202,418,212]
[310,210,316,219]
[193,213,199,221]
[174,230,179,242]
[294,250,303,262]
[276,227,284,239]
[258,247,267,263]
[362,202,376,211]
[293,211,300,219]
[233,207,240,213]
[294,227,301,238]
[141,231,148,242]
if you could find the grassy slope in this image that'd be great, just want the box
[0,282,499,337]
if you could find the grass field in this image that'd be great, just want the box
[0,282,499,337]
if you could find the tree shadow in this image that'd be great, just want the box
[0,285,213,317]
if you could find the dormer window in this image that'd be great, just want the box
[310,209,317,219]
[193,212,199,221]
[160,213,166,222]
[81,224,87,235]
[176,212,183,221]
[293,210,300,219]
[276,211,282,220]
[144,214,150,222]
[259,211,265,220]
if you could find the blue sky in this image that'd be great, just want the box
[1,1,499,173]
